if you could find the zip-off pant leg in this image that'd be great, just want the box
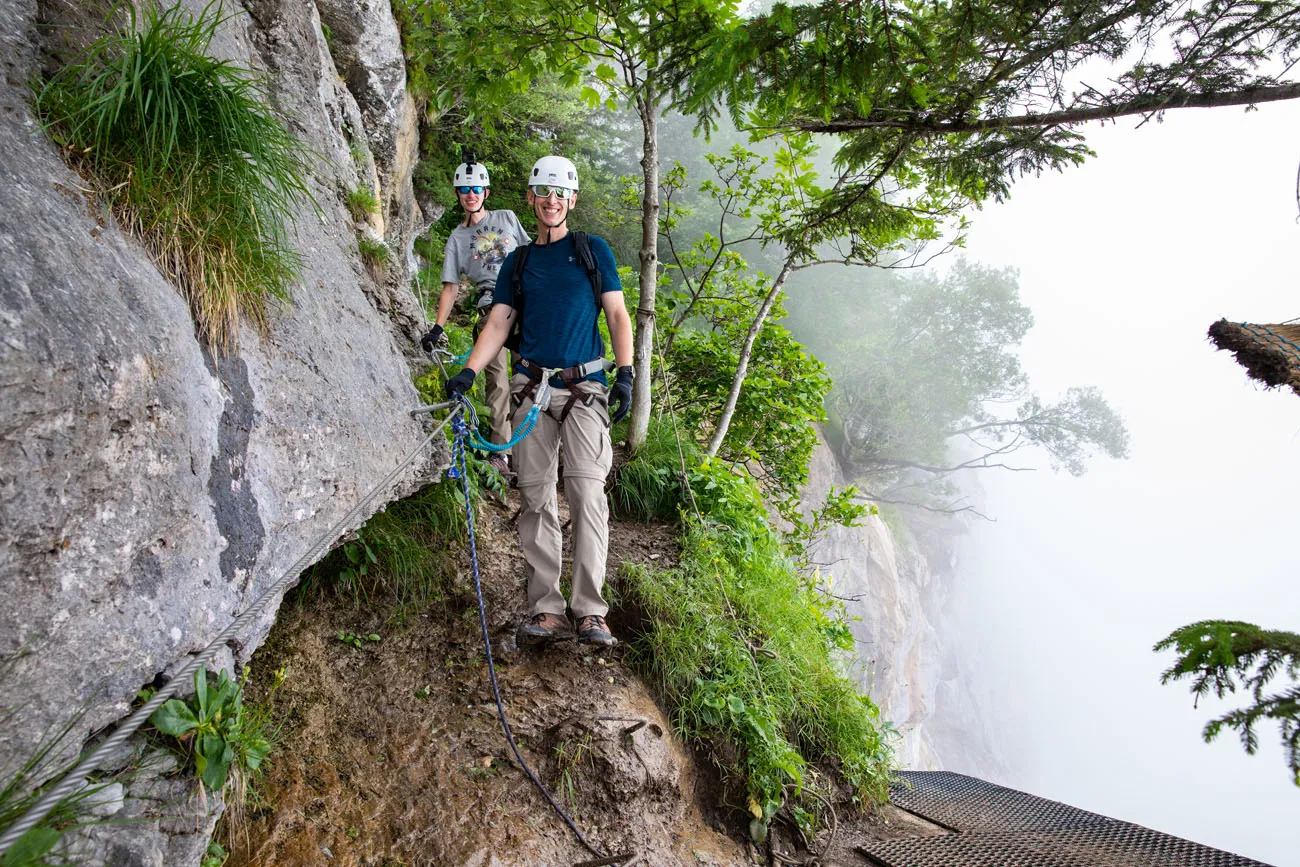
[511,374,612,619]
[477,330,513,450]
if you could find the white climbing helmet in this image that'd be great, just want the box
[453,160,490,188]
[529,155,579,191]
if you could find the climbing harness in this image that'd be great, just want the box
[416,357,556,454]
[0,404,465,858]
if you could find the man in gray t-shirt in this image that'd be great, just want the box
[420,159,529,466]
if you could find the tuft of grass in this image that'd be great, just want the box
[357,235,390,269]
[299,479,468,614]
[622,458,895,842]
[613,417,698,521]
[0,681,111,863]
[34,0,312,349]
[345,185,379,221]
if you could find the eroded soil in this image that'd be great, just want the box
[225,487,915,867]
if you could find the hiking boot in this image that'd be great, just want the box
[517,612,574,647]
[576,614,617,647]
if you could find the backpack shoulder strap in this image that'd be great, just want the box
[571,231,603,307]
[511,243,533,307]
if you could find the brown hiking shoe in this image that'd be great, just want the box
[576,615,616,647]
[518,612,573,647]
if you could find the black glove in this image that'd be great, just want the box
[609,366,634,424]
[419,324,446,353]
[445,367,477,400]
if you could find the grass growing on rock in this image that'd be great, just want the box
[618,431,895,842]
[299,479,468,614]
[35,0,312,348]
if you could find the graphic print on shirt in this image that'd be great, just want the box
[471,226,514,267]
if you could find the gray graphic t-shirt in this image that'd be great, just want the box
[440,209,530,307]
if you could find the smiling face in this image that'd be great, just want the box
[526,187,576,235]
[457,186,488,214]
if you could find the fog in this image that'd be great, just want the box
[945,101,1300,866]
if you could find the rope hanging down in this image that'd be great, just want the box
[447,395,631,864]
[0,406,463,858]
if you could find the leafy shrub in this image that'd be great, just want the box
[666,325,831,501]
[35,1,312,349]
[623,459,894,840]
[149,669,271,792]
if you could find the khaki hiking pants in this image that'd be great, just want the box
[510,373,613,619]
[473,317,513,451]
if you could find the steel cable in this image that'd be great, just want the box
[0,406,460,856]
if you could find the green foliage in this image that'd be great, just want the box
[613,417,701,521]
[357,236,390,268]
[779,485,874,567]
[1156,620,1300,785]
[335,630,382,651]
[149,668,271,792]
[552,733,594,815]
[668,326,830,499]
[346,186,379,221]
[672,0,1300,216]
[623,459,894,840]
[200,842,227,867]
[300,478,467,611]
[34,1,312,349]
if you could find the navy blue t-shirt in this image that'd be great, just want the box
[493,232,622,385]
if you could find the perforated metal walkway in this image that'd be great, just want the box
[857,771,1274,867]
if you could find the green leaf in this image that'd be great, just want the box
[198,733,234,790]
[0,826,61,866]
[150,698,199,736]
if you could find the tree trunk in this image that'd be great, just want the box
[627,76,659,453]
[705,258,792,459]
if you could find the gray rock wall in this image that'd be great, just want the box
[802,432,1003,775]
[0,0,440,858]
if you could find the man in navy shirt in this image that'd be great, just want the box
[445,156,634,647]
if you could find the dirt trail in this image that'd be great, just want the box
[225,488,750,867]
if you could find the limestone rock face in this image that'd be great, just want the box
[0,0,440,858]
[802,433,1002,775]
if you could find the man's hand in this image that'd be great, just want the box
[609,366,634,424]
[445,367,477,400]
[420,324,447,353]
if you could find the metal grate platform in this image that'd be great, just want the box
[857,772,1274,867]
[888,771,1112,833]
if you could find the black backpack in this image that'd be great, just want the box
[503,231,604,353]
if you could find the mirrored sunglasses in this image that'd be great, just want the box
[455,185,485,195]
[530,184,574,200]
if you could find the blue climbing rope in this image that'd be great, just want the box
[448,404,621,862]
[1241,321,1300,359]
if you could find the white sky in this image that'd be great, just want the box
[948,100,1300,866]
